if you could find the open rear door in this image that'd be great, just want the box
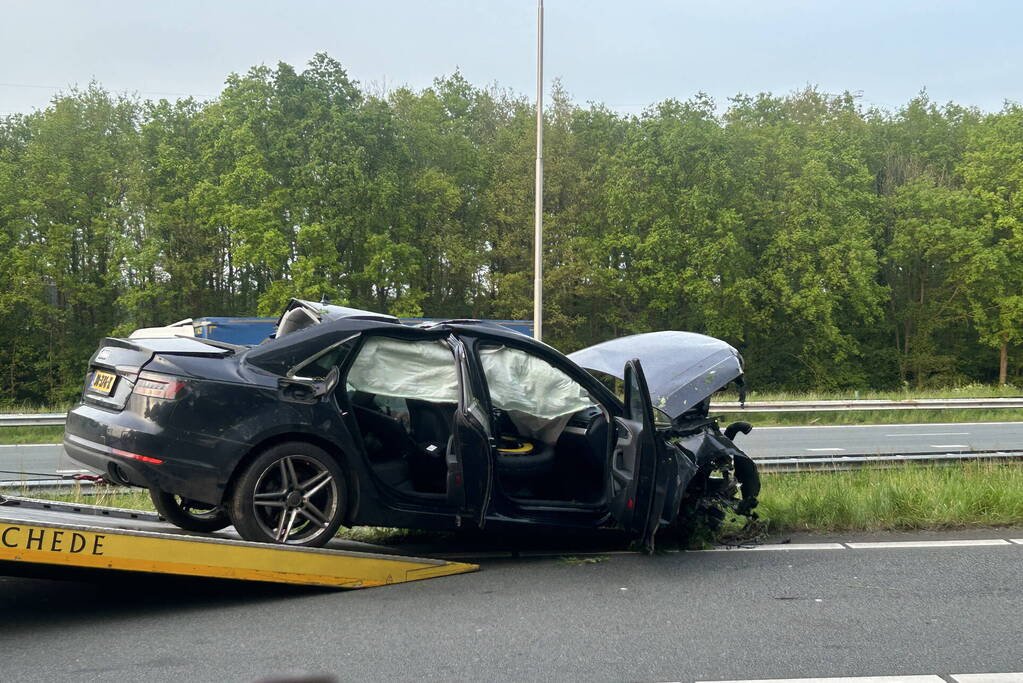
[446,336,495,529]
[609,359,665,552]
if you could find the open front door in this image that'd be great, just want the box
[446,336,494,528]
[609,359,665,551]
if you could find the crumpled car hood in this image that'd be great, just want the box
[568,331,744,419]
[275,298,398,337]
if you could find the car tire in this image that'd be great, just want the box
[228,442,347,547]
[149,489,232,533]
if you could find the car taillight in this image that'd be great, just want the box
[133,372,186,400]
[112,448,164,464]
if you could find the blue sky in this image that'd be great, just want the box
[1,0,1020,116]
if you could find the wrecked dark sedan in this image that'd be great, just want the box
[63,299,760,549]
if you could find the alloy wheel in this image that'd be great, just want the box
[250,454,341,545]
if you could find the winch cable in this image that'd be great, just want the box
[0,469,107,483]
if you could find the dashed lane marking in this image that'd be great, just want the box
[752,421,1023,430]
[845,539,1011,549]
[929,444,970,449]
[694,675,945,683]
[805,448,846,452]
[696,538,1020,553]
[692,675,1023,683]
[704,542,846,552]
[884,431,970,437]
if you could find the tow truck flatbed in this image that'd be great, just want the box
[0,495,477,588]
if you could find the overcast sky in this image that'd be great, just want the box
[2,0,1021,116]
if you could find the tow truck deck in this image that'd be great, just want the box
[0,495,477,588]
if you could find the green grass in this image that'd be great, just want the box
[558,555,610,566]
[21,462,1023,542]
[0,403,74,414]
[12,487,156,510]
[0,426,66,444]
[757,462,1023,533]
[13,488,428,545]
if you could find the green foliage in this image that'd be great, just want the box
[0,59,1021,404]
[759,463,1023,532]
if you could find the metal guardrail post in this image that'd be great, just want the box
[2,397,1023,426]
[0,413,69,427]
[710,397,1023,412]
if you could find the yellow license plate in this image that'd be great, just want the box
[90,370,117,395]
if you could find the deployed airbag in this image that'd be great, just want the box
[346,337,459,403]
[480,345,595,443]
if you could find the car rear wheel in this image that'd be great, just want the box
[149,489,232,533]
[228,442,347,547]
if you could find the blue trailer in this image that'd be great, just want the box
[135,316,535,346]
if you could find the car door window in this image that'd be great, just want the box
[347,337,459,402]
[478,344,596,444]
[344,336,460,496]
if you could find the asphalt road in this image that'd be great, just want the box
[2,535,1022,682]
[0,443,89,481]
[3,422,1022,482]
[734,420,1023,458]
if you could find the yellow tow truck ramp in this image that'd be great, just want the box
[0,495,477,588]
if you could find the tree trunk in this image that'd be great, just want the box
[999,334,1009,386]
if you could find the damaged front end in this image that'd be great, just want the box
[568,331,761,540]
[668,419,761,543]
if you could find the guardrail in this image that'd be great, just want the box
[1,413,69,427]
[3,397,1023,426]
[710,397,1023,413]
[754,449,1023,473]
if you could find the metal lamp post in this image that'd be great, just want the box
[533,0,544,341]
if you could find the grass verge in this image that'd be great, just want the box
[0,426,66,445]
[16,462,1023,544]
[714,408,1023,427]
[757,462,1023,533]
[9,487,427,545]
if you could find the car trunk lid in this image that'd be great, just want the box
[84,337,231,411]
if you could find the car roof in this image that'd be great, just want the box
[244,316,544,374]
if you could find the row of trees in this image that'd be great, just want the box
[1,54,1021,405]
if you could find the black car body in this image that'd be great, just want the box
[65,299,760,548]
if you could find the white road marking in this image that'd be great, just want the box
[0,443,58,448]
[704,542,845,552]
[846,539,1011,549]
[929,444,969,449]
[752,421,1023,430]
[692,674,1023,683]
[805,448,846,452]
[695,676,945,683]
[696,538,1020,553]
[54,469,89,474]
[884,432,969,437]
